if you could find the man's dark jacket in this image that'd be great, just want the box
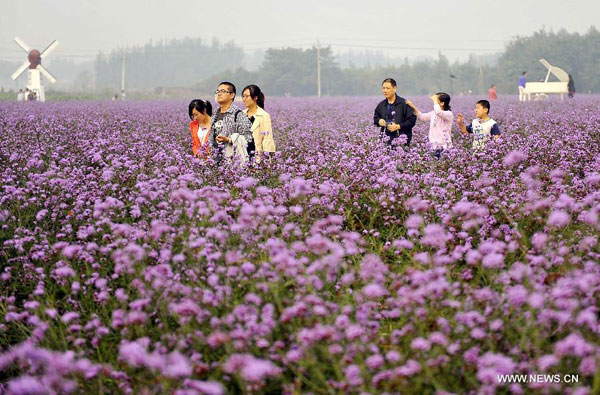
[373,94,417,142]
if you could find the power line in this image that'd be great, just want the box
[320,37,510,43]
[325,43,503,52]
[0,39,505,64]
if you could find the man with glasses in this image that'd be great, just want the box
[373,78,416,147]
[210,81,253,162]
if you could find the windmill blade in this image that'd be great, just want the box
[37,65,57,84]
[11,61,30,80]
[41,40,59,58]
[14,36,31,52]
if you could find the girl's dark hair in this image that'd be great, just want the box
[188,99,212,120]
[242,84,265,109]
[436,92,451,111]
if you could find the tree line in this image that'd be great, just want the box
[94,37,244,92]
[93,27,600,96]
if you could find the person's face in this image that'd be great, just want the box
[215,84,234,105]
[242,89,256,108]
[192,108,207,122]
[474,103,488,118]
[382,82,397,99]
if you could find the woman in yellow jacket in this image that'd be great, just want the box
[241,85,276,162]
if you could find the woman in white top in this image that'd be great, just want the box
[406,92,453,159]
[188,99,212,158]
[241,85,275,162]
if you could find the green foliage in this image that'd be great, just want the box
[194,28,600,97]
[94,37,245,91]
[496,27,600,93]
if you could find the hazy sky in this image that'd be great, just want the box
[1,0,598,64]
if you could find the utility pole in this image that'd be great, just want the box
[120,50,126,100]
[316,39,321,98]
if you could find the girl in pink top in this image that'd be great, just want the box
[406,93,453,158]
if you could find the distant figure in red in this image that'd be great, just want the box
[488,84,497,101]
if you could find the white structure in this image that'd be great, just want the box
[11,37,59,102]
[523,59,569,101]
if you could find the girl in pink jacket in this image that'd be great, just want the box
[406,93,453,158]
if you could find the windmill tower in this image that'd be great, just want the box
[11,37,59,102]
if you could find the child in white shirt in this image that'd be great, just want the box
[457,100,500,149]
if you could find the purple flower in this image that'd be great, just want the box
[420,224,448,249]
[345,324,364,340]
[531,232,548,250]
[429,332,448,347]
[54,266,76,278]
[554,332,594,357]
[362,283,388,298]
[61,312,79,324]
[503,150,527,166]
[184,380,225,395]
[35,209,48,221]
[235,176,257,189]
[344,364,363,386]
[477,352,516,385]
[506,285,528,307]
[547,210,570,227]
[481,253,504,269]
[163,351,192,378]
[405,214,423,229]
[527,293,545,309]
[359,254,388,284]
[411,338,431,352]
[394,359,421,376]
[386,350,402,363]
[7,375,46,395]
[579,357,597,376]
[365,354,385,370]
[537,354,559,370]
[223,354,281,382]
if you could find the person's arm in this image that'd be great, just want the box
[398,103,417,131]
[406,100,430,122]
[234,112,253,145]
[373,103,386,127]
[255,115,269,153]
[433,103,453,121]
[456,114,470,135]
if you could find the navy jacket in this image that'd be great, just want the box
[373,95,417,135]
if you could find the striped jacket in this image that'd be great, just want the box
[209,104,253,149]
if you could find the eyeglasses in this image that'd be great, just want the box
[215,89,233,95]
[242,94,252,99]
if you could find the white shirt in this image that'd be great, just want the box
[197,126,209,144]
[466,118,500,149]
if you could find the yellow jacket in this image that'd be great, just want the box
[244,107,276,153]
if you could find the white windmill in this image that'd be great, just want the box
[11,37,59,102]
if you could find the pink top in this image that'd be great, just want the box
[416,103,453,150]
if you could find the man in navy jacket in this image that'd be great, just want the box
[373,78,417,147]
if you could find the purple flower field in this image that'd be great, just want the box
[1,96,600,394]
